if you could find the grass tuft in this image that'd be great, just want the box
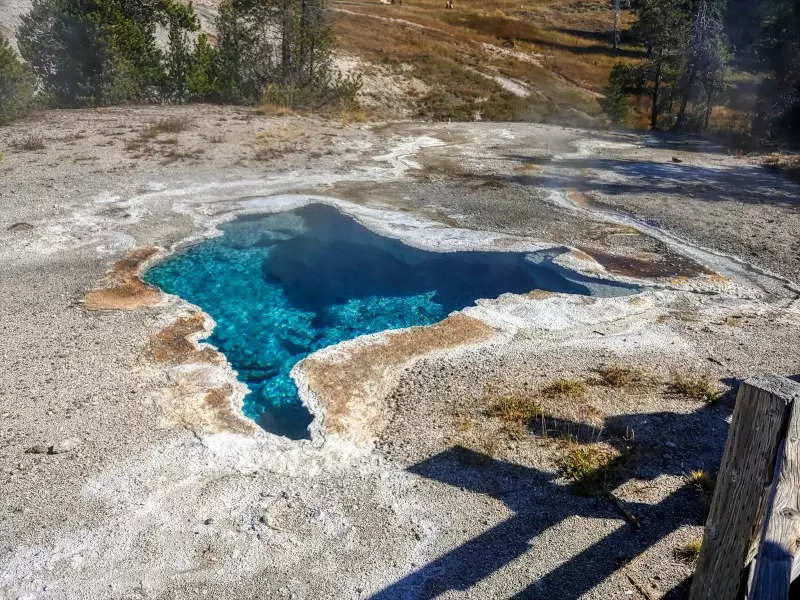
[486,393,543,424]
[687,469,715,496]
[542,379,587,399]
[455,415,474,432]
[674,538,702,563]
[13,134,45,151]
[670,373,720,402]
[143,117,191,138]
[254,102,294,117]
[557,442,621,496]
[595,365,641,388]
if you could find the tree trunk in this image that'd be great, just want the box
[651,61,662,130]
[282,0,294,81]
[674,64,697,130]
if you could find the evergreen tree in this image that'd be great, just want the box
[186,34,218,102]
[754,0,800,139]
[629,0,690,129]
[17,0,197,106]
[674,0,729,130]
[600,63,633,123]
[0,38,35,124]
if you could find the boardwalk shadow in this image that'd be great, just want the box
[371,405,727,599]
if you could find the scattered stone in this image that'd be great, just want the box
[671,156,683,163]
[49,437,81,454]
[204,518,214,525]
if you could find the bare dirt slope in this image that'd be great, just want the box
[1,106,800,599]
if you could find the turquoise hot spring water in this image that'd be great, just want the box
[144,203,637,440]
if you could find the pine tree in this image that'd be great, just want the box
[630,0,690,129]
[0,38,35,124]
[674,0,728,130]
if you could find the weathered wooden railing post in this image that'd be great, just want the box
[689,376,800,600]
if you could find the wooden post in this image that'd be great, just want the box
[749,384,800,599]
[690,376,800,600]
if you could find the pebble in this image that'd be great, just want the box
[50,437,81,454]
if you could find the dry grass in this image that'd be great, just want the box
[333,0,610,122]
[486,393,544,424]
[670,373,720,402]
[762,153,800,181]
[147,117,191,135]
[336,104,377,124]
[455,414,475,432]
[254,102,294,117]
[13,134,46,151]
[557,442,623,496]
[541,378,587,399]
[595,365,643,388]
[674,538,703,563]
[687,469,715,497]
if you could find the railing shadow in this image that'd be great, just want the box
[371,404,727,599]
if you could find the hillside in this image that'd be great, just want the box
[0,0,638,124]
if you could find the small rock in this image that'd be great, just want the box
[671,156,683,163]
[203,518,214,525]
[24,444,50,454]
[49,437,81,454]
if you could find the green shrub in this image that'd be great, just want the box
[186,34,218,102]
[0,39,35,125]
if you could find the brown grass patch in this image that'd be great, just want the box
[541,378,587,399]
[143,117,191,138]
[13,134,46,151]
[254,102,294,117]
[595,365,644,388]
[670,373,720,402]
[84,247,162,310]
[486,393,544,423]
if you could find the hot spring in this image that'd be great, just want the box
[145,203,637,439]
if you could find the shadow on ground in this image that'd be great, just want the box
[500,155,800,208]
[372,404,728,599]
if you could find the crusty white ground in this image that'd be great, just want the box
[1,107,799,599]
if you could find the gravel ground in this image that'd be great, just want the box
[1,106,799,599]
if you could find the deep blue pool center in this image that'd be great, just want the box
[145,203,636,439]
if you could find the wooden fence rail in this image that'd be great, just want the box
[690,376,800,600]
